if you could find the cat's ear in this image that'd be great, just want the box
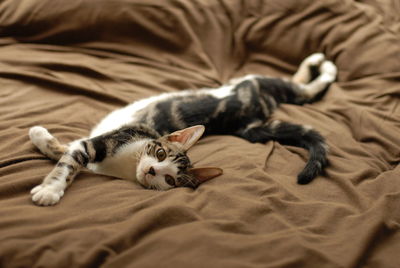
[189,167,223,183]
[167,125,205,151]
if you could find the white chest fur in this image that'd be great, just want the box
[87,139,148,181]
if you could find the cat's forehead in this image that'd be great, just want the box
[146,139,192,170]
[149,138,183,153]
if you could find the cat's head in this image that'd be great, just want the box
[136,125,223,190]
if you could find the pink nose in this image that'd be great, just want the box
[148,166,156,176]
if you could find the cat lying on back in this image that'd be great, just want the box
[29,53,337,206]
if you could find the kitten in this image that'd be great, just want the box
[29,53,337,206]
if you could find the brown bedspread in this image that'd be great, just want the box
[1,0,399,267]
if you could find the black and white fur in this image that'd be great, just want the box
[29,53,337,206]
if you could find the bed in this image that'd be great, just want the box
[1,0,399,267]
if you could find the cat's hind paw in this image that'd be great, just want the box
[31,184,64,206]
[293,53,326,84]
[303,53,325,67]
[319,60,337,83]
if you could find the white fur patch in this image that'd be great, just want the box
[320,61,337,81]
[204,85,234,99]
[229,74,262,85]
[303,124,313,131]
[304,53,325,66]
[68,140,85,152]
[270,120,281,129]
[88,139,149,181]
[246,120,263,129]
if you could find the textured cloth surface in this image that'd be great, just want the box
[0,0,399,267]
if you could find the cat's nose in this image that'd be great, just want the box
[148,166,156,176]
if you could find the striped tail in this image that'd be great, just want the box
[236,120,328,184]
[269,121,328,184]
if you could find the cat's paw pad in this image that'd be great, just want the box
[31,184,64,206]
[303,53,325,67]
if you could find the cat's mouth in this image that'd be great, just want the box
[137,170,174,191]
[143,174,153,188]
[135,170,149,188]
[139,171,164,190]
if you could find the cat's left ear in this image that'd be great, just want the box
[189,167,223,183]
[167,125,205,151]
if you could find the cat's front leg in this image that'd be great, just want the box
[31,141,87,206]
[31,158,79,206]
[29,127,70,205]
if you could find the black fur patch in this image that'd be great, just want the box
[153,101,175,134]
[172,153,191,172]
[256,77,298,104]
[91,138,107,162]
[176,95,219,132]
[71,149,89,166]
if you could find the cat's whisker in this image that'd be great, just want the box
[178,174,198,189]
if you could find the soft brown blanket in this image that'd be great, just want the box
[0,0,399,267]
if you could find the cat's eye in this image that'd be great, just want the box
[156,148,167,161]
[165,175,175,186]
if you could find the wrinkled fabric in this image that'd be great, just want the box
[0,0,399,267]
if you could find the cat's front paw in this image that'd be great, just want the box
[29,126,52,146]
[31,184,64,206]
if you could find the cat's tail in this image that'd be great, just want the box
[237,120,328,184]
[29,126,68,161]
[268,120,328,184]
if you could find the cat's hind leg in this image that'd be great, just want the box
[292,53,326,84]
[292,53,337,101]
[300,60,337,99]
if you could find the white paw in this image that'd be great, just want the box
[31,184,64,206]
[304,53,325,67]
[29,126,52,146]
[318,61,337,84]
[320,61,337,76]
